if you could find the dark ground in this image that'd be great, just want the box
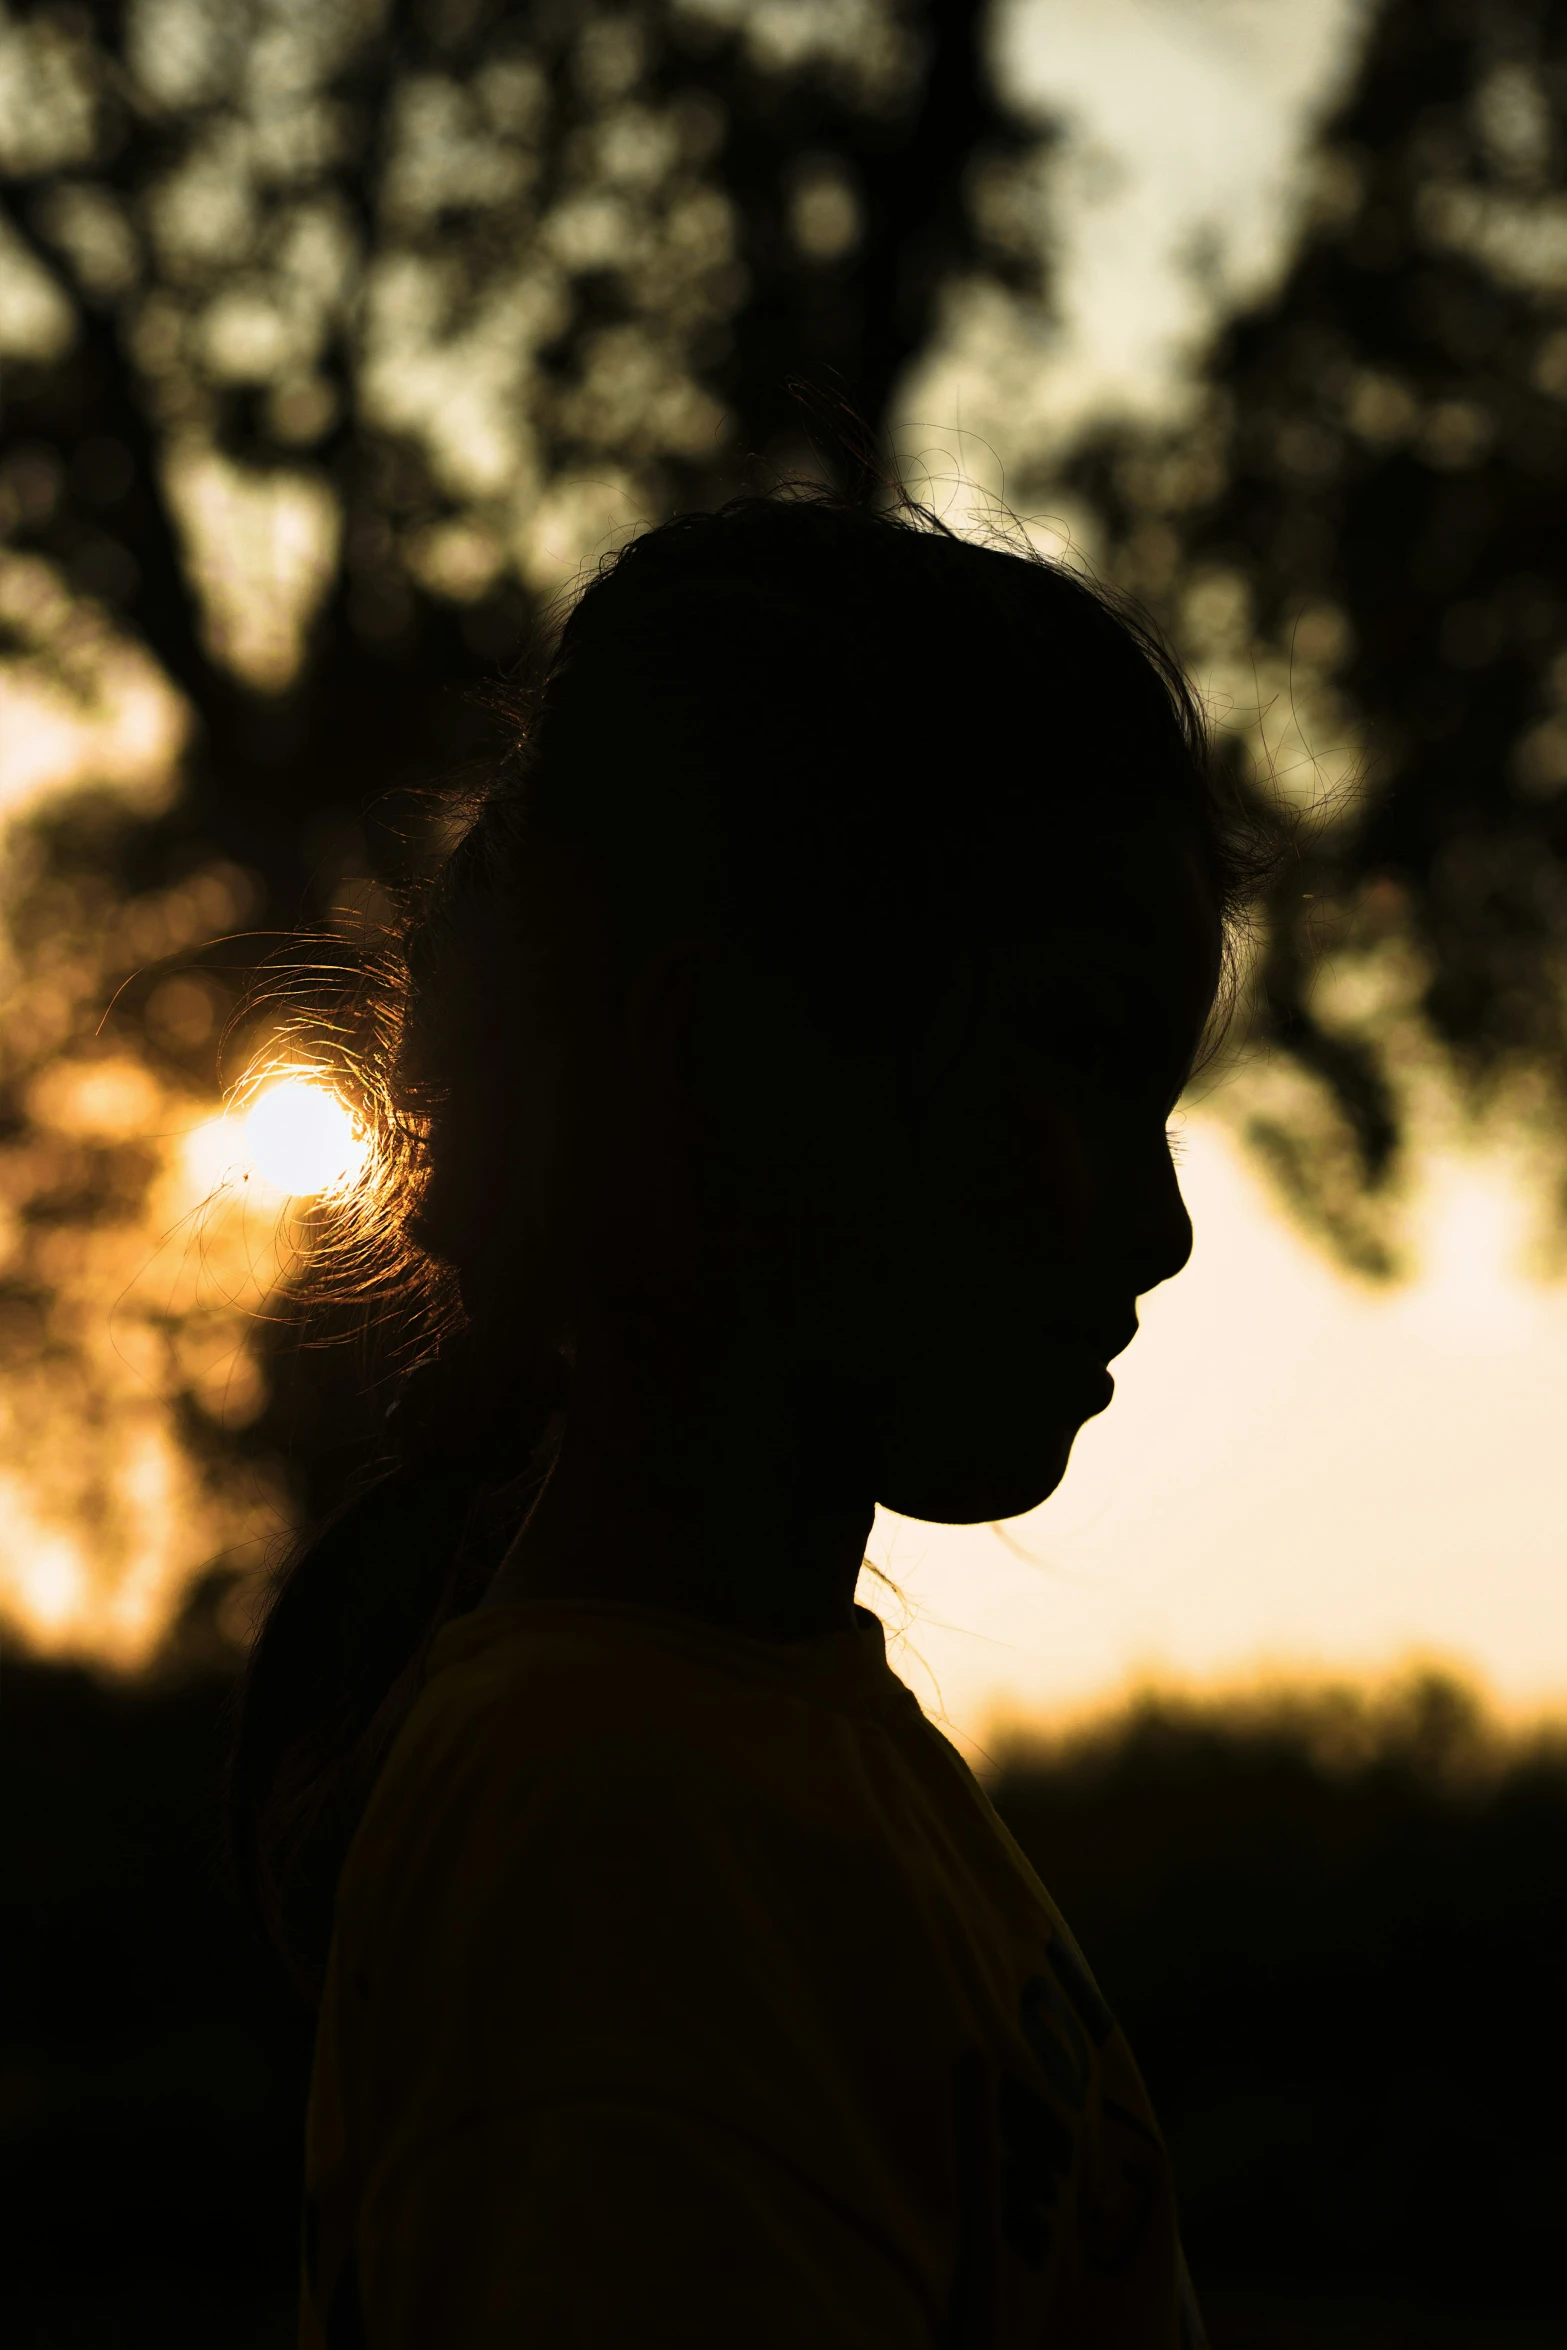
[5,1653,1564,2348]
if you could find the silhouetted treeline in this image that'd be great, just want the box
[6,1653,1563,2349]
[5,1654,313,2349]
[992,1679,1567,2347]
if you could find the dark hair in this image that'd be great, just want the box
[229,487,1264,1993]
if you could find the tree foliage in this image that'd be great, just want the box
[0,0,1030,914]
[0,0,1035,1648]
[1075,0,1567,1266]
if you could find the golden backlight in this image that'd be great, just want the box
[0,1064,377,1669]
[236,1074,370,1200]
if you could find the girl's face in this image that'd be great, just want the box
[501,823,1222,1534]
[783,827,1223,1525]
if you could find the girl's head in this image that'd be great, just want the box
[234,489,1258,1984]
[395,492,1233,1524]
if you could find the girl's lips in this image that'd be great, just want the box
[1095,1317,1140,1364]
[1044,1316,1139,1368]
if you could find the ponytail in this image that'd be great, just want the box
[228,1332,562,1998]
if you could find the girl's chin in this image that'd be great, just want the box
[877,1414,1089,1529]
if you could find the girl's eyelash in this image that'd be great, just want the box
[1166,1124,1187,1164]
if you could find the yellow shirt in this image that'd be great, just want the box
[302,1601,1205,2348]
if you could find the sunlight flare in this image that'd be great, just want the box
[237,1074,369,1200]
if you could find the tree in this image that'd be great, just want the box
[1072,0,1567,1269]
[0,0,1036,1658]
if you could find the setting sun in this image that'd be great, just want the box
[237,1074,369,1199]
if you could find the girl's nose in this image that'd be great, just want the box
[1130,1150,1194,1297]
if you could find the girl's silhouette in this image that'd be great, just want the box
[235,487,1255,2347]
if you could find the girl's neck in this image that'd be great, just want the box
[485,1309,875,1641]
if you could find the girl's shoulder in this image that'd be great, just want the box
[345,1597,924,1903]
[411,1593,920,1762]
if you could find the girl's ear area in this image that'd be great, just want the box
[622,940,725,1109]
[623,943,800,1100]
[624,937,704,1024]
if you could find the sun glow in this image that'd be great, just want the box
[236,1073,370,1199]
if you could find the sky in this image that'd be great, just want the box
[999,0,1370,426]
[868,1119,1567,1753]
[903,0,1370,485]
